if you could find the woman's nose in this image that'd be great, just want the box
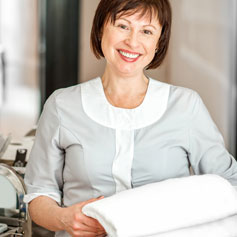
[124,30,140,49]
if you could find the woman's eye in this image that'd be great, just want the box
[118,24,128,30]
[143,30,152,35]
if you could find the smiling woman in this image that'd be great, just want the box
[24,0,237,237]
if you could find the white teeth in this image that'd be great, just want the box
[119,50,139,59]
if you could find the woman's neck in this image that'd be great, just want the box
[101,68,149,109]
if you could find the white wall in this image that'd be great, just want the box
[0,0,39,139]
[0,0,38,87]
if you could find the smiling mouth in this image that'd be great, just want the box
[118,50,140,59]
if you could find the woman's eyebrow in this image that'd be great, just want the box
[117,17,158,30]
[143,24,157,30]
[117,18,131,24]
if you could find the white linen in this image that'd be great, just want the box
[82,175,237,237]
[156,214,237,237]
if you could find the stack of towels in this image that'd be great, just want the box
[83,175,237,237]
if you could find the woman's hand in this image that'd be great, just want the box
[59,196,106,237]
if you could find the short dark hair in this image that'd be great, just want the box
[90,0,172,70]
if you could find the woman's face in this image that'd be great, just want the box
[101,11,162,76]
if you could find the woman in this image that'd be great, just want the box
[24,0,237,236]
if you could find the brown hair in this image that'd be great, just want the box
[90,0,172,69]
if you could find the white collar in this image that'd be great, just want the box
[81,77,170,130]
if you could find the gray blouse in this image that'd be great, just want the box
[24,77,237,237]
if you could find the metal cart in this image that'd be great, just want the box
[0,163,31,236]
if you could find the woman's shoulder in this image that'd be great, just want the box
[46,77,100,106]
[150,77,198,96]
[149,78,202,115]
[150,78,200,101]
[170,83,200,104]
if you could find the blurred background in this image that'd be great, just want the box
[0,0,236,157]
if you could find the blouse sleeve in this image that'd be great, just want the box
[188,93,237,186]
[24,91,64,205]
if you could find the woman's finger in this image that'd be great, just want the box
[72,229,104,237]
[81,196,104,206]
[75,213,104,231]
[72,220,105,234]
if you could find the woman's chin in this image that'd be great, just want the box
[115,65,142,76]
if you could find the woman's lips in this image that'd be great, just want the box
[117,49,141,62]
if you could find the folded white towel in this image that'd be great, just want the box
[156,214,237,237]
[82,175,237,237]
